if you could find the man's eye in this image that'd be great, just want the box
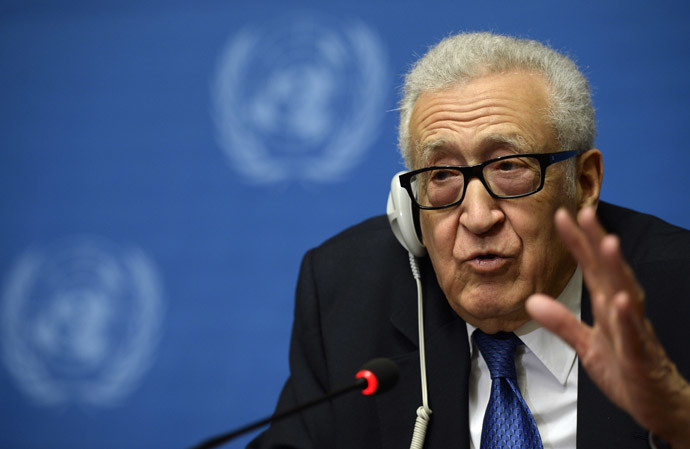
[495,161,525,171]
[431,170,458,181]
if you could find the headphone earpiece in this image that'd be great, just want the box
[386,171,426,257]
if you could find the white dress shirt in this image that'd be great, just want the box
[466,267,582,449]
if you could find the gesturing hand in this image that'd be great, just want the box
[525,206,690,449]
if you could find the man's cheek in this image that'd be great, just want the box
[423,219,453,256]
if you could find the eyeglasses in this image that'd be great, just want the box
[399,150,579,210]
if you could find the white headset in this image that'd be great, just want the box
[386,171,432,449]
[386,171,425,257]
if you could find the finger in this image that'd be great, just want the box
[577,207,623,300]
[554,209,615,333]
[554,208,593,265]
[613,291,660,370]
[564,208,634,337]
[554,209,597,273]
[554,208,605,295]
[580,207,637,290]
[525,293,591,355]
[600,234,646,315]
[579,206,645,314]
[577,206,608,260]
[613,292,643,361]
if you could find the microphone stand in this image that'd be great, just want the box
[189,378,367,449]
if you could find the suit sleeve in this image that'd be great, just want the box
[248,249,335,448]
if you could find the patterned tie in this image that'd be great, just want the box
[474,330,543,449]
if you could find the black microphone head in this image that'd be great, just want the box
[356,358,399,396]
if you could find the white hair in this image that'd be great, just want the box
[399,32,595,168]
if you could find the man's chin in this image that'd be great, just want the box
[448,292,530,332]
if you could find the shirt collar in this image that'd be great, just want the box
[466,266,582,386]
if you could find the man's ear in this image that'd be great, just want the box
[576,149,604,209]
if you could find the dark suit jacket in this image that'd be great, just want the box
[250,202,690,448]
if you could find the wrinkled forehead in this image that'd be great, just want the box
[407,72,556,168]
[416,134,533,167]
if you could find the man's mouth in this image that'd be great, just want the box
[466,251,504,261]
[465,253,510,272]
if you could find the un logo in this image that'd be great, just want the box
[1,236,165,407]
[211,13,389,183]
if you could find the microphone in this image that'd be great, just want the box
[189,358,399,449]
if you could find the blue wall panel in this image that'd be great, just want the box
[2,1,689,448]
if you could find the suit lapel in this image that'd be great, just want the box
[378,257,471,449]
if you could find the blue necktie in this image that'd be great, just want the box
[474,330,544,449]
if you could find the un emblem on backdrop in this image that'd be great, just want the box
[1,237,165,407]
[212,13,389,183]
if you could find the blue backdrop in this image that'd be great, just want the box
[2,1,690,448]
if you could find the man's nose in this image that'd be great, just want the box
[458,179,504,235]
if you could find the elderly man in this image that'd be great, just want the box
[250,32,690,448]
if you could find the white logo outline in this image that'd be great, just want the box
[1,236,165,407]
[211,13,389,184]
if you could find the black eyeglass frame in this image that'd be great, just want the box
[399,150,580,210]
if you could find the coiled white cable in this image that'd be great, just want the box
[408,252,432,449]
